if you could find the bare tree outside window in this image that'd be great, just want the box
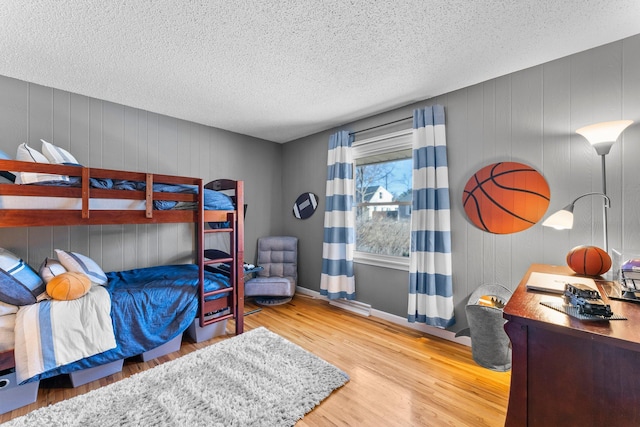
[355,151,412,257]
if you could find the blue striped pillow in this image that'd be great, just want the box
[55,249,108,286]
[0,248,45,306]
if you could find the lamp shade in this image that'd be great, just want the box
[542,192,611,252]
[576,120,633,155]
[542,207,574,230]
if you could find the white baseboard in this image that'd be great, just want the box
[329,299,372,316]
[295,286,471,347]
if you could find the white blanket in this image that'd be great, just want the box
[0,313,15,352]
[14,286,116,383]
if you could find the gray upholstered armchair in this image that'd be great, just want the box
[245,236,298,305]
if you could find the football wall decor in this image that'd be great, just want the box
[293,192,318,219]
[462,161,550,234]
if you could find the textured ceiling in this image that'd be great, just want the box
[1,1,640,144]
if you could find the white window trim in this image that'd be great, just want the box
[353,128,413,271]
[354,250,410,271]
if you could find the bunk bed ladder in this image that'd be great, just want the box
[196,180,244,335]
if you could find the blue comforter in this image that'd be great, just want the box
[25,264,229,382]
[35,177,235,211]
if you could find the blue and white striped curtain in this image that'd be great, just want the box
[408,105,454,328]
[320,130,356,300]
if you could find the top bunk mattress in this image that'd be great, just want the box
[0,181,235,211]
[0,196,146,210]
[0,150,237,212]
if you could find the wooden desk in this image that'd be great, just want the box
[503,263,640,426]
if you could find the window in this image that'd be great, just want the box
[352,129,412,270]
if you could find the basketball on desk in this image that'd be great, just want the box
[462,162,550,234]
[566,245,612,276]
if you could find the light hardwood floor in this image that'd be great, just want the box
[1,294,510,426]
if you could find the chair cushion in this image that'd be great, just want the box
[245,277,295,297]
[256,236,297,283]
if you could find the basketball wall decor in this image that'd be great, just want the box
[293,192,318,219]
[462,162,550,234]
[566,245,612,276]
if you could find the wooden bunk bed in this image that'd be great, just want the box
[0,159,245,387]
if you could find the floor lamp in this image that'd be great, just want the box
[543,120,633,253]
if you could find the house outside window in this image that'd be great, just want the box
[352,129,412,271]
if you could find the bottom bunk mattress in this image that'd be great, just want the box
[15,264,230,384]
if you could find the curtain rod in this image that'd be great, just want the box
[349,116,412,136]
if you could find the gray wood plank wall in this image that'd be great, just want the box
[0,76,283,273]
[2,34,639,333]
[282,34,640,332]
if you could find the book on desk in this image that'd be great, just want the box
[525,271,597,294]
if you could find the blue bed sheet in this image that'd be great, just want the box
[34,177,235,211]
[26,264,229,382]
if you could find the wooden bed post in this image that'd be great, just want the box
[145,174,154,219]
[81,167,90,219]
[197,178,205,328]
[235,181,245,335]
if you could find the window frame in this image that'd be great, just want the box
[352,129,413,271]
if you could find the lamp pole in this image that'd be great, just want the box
[600,154,609,253]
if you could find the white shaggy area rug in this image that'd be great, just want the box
[6,327,349,427]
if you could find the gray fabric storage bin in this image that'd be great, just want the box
[0,370,40,414]
[69,359,124,387]
[456,283,513,372]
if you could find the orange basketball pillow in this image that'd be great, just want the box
[462,162,550,234]
[566,245,612,276]
[46,272,91,301]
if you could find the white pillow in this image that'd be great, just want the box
[41,139,79,164]
[39,257,68,283]
[15,143,48,163]
[55,249,108,286]
[15,143,68,184]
